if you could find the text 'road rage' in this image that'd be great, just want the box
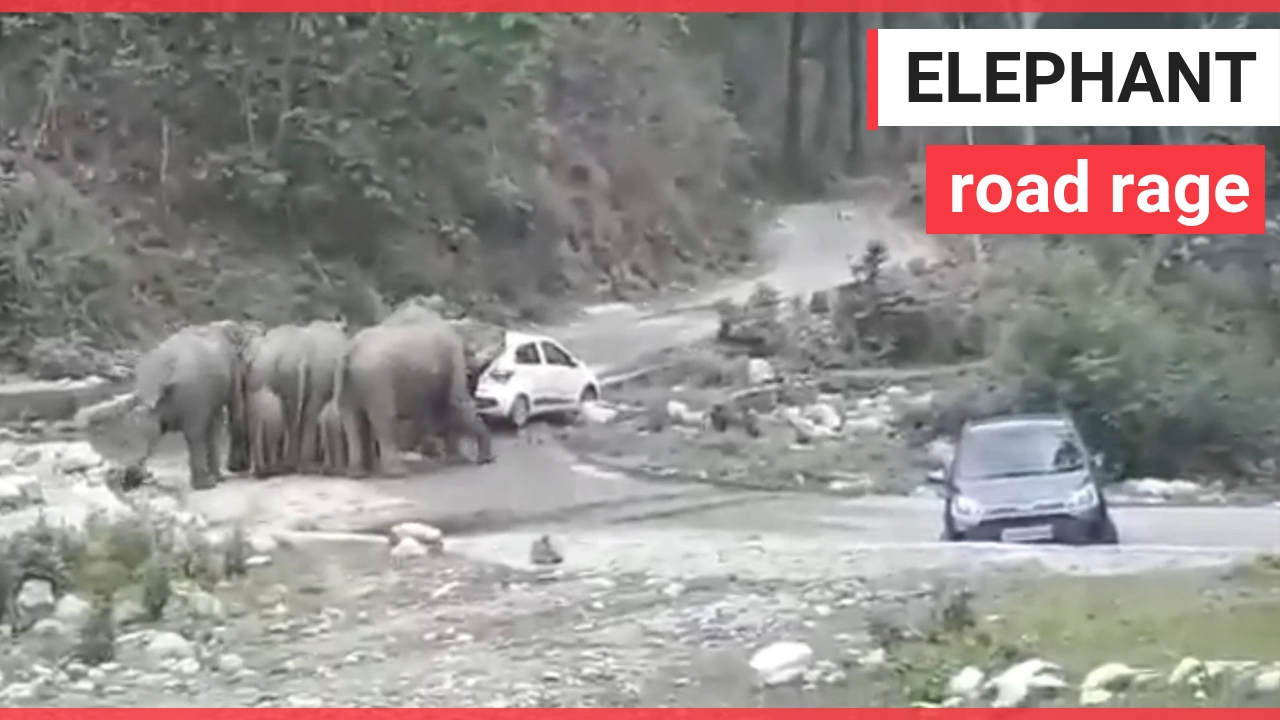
[924,144,1266,235]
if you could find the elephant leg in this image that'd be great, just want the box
[298,407,321,473]
[368,408,407,477]
[226,366,250,474]
[184,419,216,491]
[449,399,494,465]
[226,422,249,475]
[249,417,268,479]
[341,408,367,477]
[267,424,283,476]
[205,411,225,485]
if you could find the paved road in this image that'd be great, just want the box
[182,195,1280,569]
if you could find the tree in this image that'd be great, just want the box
[844,13,864,170]
[783,12,806,186]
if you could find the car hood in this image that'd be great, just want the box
[955,470,1089,507]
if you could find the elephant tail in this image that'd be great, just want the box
[294,355,310,455]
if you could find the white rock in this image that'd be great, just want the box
[749,641,814,686]
[747,358,778,385]
[0,682,37,702]
[216,653,247,675]
[1169,656,1206,686]
[1079,687,1115,706]
[661,582,686,598]
[172,657,201,675]
[245,554,271,567]
[390,537,428,559]
[1254,668,1280,693]
[883,385,910,400]
[665,400,702,426]
[1205,659,1259,679]
[53,594,93,627]
[391,522,443,546]
[51,441,106,474]
[782,408,822,441]
[580,401,618,424]
[0,474,41,508]
[249,533,278,555]
[15,578,56,622]
[184,590,225,620]
[1082,662,1146,692]
[897,391,935,416]
[145,631,194,661]
[29,617,70,638]
[844,416,886,434]
[947,665,985,699]
[285,694,325,708]
[804,403,842,430]
[860,647,887,668]
[113,598,145,627]
[986,659,1064,708]
[1119,478,1203,500]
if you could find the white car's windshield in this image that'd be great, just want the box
[954,422,1086,480]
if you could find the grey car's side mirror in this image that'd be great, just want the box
[925,468,946,485]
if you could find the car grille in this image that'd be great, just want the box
[985,500,1067,518]
[475,397,498,409]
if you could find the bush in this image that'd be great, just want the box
[991,249,1280,480]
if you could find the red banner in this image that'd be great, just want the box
[0,694,1262,712]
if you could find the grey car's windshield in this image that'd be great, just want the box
[954,423,1086,480]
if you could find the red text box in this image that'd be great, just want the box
[925,144,1266,235]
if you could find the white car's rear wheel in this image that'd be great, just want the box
[509,394,531,429]
[579,384,599,403]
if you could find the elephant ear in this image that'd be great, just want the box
[134,351,177,412]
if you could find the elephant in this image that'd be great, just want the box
[125,321,249,490]
[336,312,495,477]
[242,324,309,473]
[316,397,347,475]
[449,317,505,394]
[294,320,349,473]
[247,386,286,478]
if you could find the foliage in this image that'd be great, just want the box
[992,248,1280,480]
[74,592,117,665]
[0,510,233,632]
[141,557,173,621]
[0,12,759,363]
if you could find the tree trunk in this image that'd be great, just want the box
[811,16,842,156]
[844,13,863,171]
[784,12,806,186]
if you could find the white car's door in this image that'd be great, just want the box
[538,340,582,408]
[509,340,551,414]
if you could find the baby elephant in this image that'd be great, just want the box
[317,397,347,475]
[249,386,286,478]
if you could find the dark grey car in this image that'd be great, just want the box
[929,414,1119,545]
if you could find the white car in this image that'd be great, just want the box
[473,331,601,428]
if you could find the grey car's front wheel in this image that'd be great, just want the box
[1090,515,1121,543]
[1094,516,1120,545]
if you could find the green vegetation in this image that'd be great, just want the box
[827,564,1280,708]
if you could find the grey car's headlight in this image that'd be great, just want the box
[1065,483,1100,513]
[952,495,984,520]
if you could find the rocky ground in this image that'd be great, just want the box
[2,493,1277,708]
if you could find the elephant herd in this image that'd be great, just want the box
[119,300,497,490]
